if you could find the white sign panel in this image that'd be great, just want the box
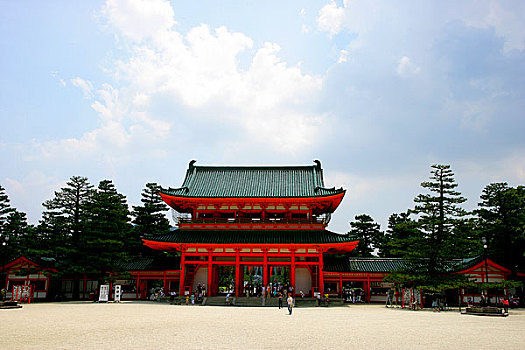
[99,285,109,302]
[114,285,122,302]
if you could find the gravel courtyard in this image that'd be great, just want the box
[1,302,524,349]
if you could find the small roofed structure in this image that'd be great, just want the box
[323,256,516,304]
[2,256,57,301]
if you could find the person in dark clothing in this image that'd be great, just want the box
[278,291,283,309]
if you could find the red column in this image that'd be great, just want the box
[290,248,296,295]
[179,249,186,296]
[318,249,324,294]
[235,248,241,297]
[136,275,139,300]
[207,248,213,296]
[263,248,268,288]
[366,276,370,302]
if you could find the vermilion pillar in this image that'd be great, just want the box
[366,275,371,302]
[235,248,241,297]
[290,248,296,295]
[318,249,324,294]
[207,248,213,296]
[179,249,186,296]
[263,248,268,287]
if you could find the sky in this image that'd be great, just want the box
[1,0,524,234]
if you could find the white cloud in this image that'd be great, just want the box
[101,0,175,42]
[462,0,525,52]
[317,0,347,36]
[35,0,325,164]
[396,56,421,76]
[71,77,94,99]
[338,49,349,63]
[301,24,310,34]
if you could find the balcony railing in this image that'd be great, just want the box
[177,217,328,225]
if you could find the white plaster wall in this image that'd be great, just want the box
[191,267,208,292]
[295,267,312,295]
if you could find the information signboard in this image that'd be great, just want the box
[99,285,109,302]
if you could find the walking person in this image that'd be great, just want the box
[432,297,440,312]
[501,296,509,314]
[287,293,294,315]
[278,291,283,309]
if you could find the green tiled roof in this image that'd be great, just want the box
[324,256,487,273]
[162,160,344,198]
[117,256,181,271]
[144,229,357,245]
[117,257,155,271]
[324,257,408,273]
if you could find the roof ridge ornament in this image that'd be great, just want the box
[315,186,336,192]
[313,159,321,169]
[189,160,197,168]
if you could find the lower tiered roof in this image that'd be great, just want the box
[143,229,358,253]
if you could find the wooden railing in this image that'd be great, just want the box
[177,217,327,225]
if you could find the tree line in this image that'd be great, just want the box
[1,164,524,291]
[347,164,525,285]
[0,178,171,298]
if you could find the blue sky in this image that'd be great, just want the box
[1,0,524,233]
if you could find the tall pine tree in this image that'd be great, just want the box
[81,180,133,275]
[476,183,525,272]
[348,214,383,257]
[131,182,170,255]
[0,185,34,260]
[0,185,15,249]
[410,164,467,274]
[38,176,94,299]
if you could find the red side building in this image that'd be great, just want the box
[143,160,358,297]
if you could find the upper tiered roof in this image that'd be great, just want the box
[161,160,345,199]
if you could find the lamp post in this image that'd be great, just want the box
[482,236,489,305]
[1,235,9,298]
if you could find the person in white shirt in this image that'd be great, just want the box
[287,293,294,315]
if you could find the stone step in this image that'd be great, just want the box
[203,296,234,306]
[234,297,264,306]
[197,296,346,307]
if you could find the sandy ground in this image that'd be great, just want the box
[1,302,524,350]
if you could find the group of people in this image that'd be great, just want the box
[343,288,365,303]
[148,287,165,301]
[243,282,294,299]
[184,283,207,305]
[275,290,295,315]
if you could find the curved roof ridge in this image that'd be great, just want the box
[161,160,344,199]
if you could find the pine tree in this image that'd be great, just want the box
[5,210,30,257]
[348,214,383,257]
[131,182,170,255]
[476,183,525,272]
[38,176,94,299]
[0,185,15,245]
[410,164,467,274]
[0,185,35,261]
[81,180,133,275]
[382,211,421,258]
